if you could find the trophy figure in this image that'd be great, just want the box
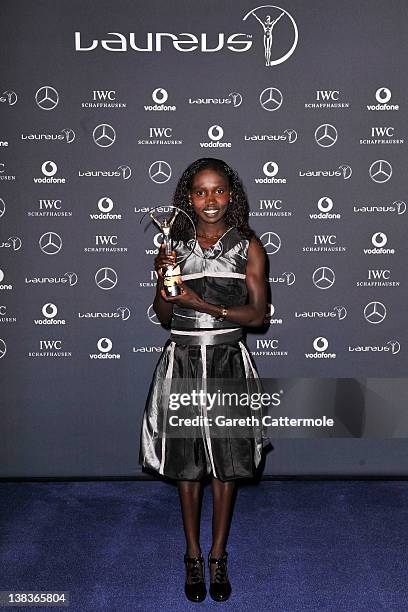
[149,208,182,297]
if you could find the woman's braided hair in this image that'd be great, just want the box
[170,157,258,244]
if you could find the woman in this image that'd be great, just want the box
[139,157,271,602]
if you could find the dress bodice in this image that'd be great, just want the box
[170,225,249,330]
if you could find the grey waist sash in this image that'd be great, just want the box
[169,327,243,346]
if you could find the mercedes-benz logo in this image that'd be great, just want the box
[312,267,335,290]
[315,123,338,147]
[147,304,160,324]
[364,301,387,324]
[35,86,59,110]
[149,160,172,184]
[93,123,116,148]
[0,338,6,359]
[95,267,118,290]
[260,231,281,255]
[0,198,5,217]
[369,160,392,183]
[259,87,283,111]
[39,232,62,255]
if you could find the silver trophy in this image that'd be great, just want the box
[140,205,197,297]
[150,208,181,297]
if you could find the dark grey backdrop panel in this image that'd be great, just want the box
[1,0,407,476]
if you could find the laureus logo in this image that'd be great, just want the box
[74,5,298,66]
[242,5,298,66]
[75,30,252,53]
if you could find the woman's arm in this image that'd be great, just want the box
[152,245,175,327]
[153,275,173,327]
[197,236,268,327]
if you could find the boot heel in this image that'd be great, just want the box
[184,552,206,602]
[208,550,232,602]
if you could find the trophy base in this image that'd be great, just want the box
[164,283,181,297]
[163,264,182,298]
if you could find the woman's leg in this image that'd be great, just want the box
[210,477,236,558]
[177,480,203,556]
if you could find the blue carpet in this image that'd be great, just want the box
[0,480,407,611]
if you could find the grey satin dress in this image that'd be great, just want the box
[139,225,271,481]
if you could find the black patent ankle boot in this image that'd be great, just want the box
[208,550,232,602]
[184,552,206,602]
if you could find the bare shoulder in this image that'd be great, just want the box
[248,235,266,260]
[246,235,266,275]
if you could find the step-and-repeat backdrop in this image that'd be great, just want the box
[1,0,407,477]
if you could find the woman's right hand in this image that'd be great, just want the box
[154,243,176,279]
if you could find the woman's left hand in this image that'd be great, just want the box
[160,280,204,310]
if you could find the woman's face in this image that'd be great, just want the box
[188,168,231,226]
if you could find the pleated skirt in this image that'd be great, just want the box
[139,331,271,482]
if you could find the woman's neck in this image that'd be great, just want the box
[195,221,228,238]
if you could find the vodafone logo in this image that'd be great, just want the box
[42,161,57,176]
[318,197,333,213]
[376,88,391,103]
[208,125,224,141]
[255,162,286,183]
[97,337,112,352]
[152,88,168,104]
[313,337,328,352]
[305,336,336,359]
[42,303,58,318]
[363,232,395,254]
[33,161,66,183]
[145,87,176,111]
[200,124,231,148]
[89,337,121,359]
[372,232,387,248]
[367,87,399,110]
[263,161,278,177]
